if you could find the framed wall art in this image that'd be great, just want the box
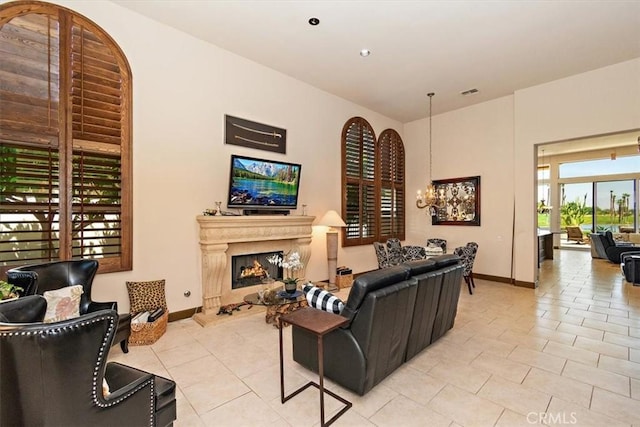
[432,176,480,226]
[225,115,287,154]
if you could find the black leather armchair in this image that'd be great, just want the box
[6,260,132,353]
[591,232,640,263]
[0,296,176,426]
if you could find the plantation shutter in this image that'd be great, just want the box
[69,20,128,270]
[0,3,132,274]
[378,129,405,241]
[342,117,377,246]
[0,13,62,265]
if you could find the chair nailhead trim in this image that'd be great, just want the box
[1,313,156,425]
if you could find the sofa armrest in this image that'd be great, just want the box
[0,295,47,323]
[6,270,38,295]
[88,301,117,313]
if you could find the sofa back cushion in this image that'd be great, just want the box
[405,267,443,361]
[350,276,417,392]
[432,263,464,342]
[342,265,410,325]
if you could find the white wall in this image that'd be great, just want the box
[404,96,516,280]
[513,59,640,284]
[38,0,402,313]
[405,59,639,286]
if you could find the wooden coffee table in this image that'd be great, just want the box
[244,291,308,327]
[278,308,351,426]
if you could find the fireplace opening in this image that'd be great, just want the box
[231,251,283,289]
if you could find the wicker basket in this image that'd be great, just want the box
[336,273,353,289]
[128,311,168,346]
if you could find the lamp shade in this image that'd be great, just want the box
[317,210,346,228]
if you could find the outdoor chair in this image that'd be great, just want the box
[566,226,585,244]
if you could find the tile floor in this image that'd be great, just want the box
[108,250,640,426]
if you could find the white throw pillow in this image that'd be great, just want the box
[43,285,83,323]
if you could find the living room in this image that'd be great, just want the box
[1,1,640,425]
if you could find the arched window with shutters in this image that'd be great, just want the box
[378,129,405,241]
[0,2,132,274]
[341,118,405,246]
[342,117,377,246]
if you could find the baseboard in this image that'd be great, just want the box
[513,280,536,289]
[473,273,536,289]
[168,308,199,322]
[473,273,512,284]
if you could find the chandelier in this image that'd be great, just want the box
[416,92,439,216]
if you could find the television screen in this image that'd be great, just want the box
[227,155,302,210]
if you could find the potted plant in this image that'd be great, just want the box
[0,280,22,301]
[267,251,304,294]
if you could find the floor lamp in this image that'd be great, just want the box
[318,210,346,291]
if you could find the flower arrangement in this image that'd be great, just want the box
[267,251,304,292]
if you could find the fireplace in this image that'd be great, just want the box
[195,215,314,326]
[231,251,283,289]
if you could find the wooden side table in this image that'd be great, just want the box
[278,308,351,426]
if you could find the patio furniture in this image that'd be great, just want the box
[566,226,585,244]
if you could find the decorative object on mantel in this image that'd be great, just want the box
[317,210,347,291]
[431,176,481,226]
[416,92,440,216]
[267,251,304,294]
[225,114,287,154]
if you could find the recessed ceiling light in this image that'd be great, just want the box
[308,17,320,26]
[360,49,371,57]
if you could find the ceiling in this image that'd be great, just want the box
[113,0,640,124]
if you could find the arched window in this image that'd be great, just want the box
[0,2,132,273]
[341,118,405,246]
[378,129,405,241]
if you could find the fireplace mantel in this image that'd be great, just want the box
[194,215,315,326]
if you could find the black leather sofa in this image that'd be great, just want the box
[292,254,463,395]
[622,253,640,285]
[6,260,132,353]
[0,295,176,426]
[591,232,640,263]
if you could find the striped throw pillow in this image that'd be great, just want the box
[302,284,344,314]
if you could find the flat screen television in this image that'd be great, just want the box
[227,154,302,213]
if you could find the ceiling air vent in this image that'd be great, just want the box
[461,88,479,96]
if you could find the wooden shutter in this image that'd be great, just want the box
[69,19,130,271]
[0,3,132,274]
[342,117,377,246]
[378,129,405,241]
[0,12,61,267]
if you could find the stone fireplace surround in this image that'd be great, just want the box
[194,215,314,326]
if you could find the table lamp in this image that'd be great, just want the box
[318,210,347,290]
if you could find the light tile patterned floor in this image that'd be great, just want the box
[108,250,640,426]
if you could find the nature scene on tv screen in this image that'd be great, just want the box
[230,158,300,207]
